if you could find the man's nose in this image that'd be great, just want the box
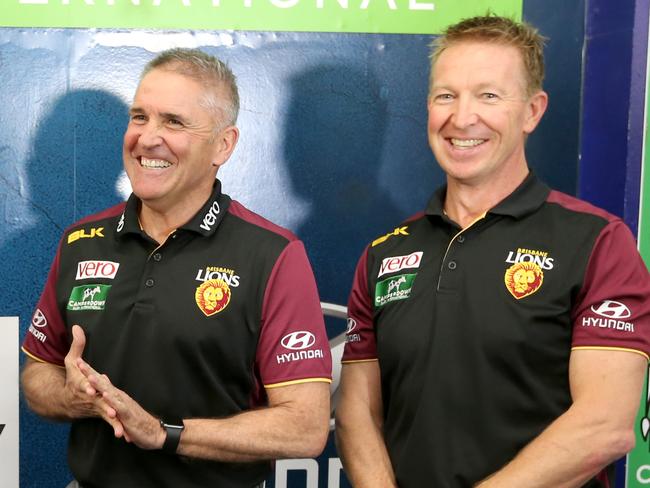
[450,96,479,129]
[138,121,164,147]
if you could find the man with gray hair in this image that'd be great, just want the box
[336,15,650,487]
[21,48,331,487]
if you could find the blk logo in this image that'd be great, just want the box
[281,331,316,350]
[591,300,631,319]
[0,424,5,436]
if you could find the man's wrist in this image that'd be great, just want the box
[159,418,185,453]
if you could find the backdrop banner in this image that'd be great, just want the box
[2,0,521,34]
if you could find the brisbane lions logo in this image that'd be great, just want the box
[195,279,231,316]
[504,262,543,299]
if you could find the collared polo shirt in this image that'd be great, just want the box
[23,180,331,488]
[342,174,650,487]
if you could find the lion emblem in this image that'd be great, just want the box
[504,262,543,299]
[195,279,231,316]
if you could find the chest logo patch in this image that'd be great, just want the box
[67,284,111,311]
[195,279,231,317]
[504,262,543,299]
[374,273,417,307]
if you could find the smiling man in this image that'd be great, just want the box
[335,15,650,488]
[21,48,331,488]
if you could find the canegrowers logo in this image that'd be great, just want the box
[583,300,635,333]
[374,273,416,307]
[67,284,111,311]
[76,260,120,280]
[377,251,423,277]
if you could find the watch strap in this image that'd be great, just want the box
[160,418,184,453]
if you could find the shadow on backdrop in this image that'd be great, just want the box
[0,89,127,488]
[282,64,404,309]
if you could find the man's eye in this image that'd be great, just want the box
[167,119,184,127]
[434,93,454,102]
[130,114,146,123]
[481,93,498,100]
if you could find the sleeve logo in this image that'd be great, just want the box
[195,279,231,317]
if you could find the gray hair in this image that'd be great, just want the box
[142,48,240,127]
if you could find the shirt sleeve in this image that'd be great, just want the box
[572,219,650,360]
[21,239,70,366]
[256,239,332,388]
[342,247,378,362]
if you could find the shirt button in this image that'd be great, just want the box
[153,253,162,262]
[145,278,155,287]
[457,235,465,243]
[448,261,457,270]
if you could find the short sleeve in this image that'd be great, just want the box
[256,240,332,387]
[21,239,70,365]
[342,247,378,362]
[572,220,650,361]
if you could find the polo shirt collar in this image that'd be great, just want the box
[115,179,231,238]
[425,172,550,220]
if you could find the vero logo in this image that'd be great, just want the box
[76,261,120,280]
[378,251,423,277]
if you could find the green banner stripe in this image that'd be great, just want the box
[2,0,521,34]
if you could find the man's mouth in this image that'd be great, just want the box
[449,138,487,148]
[140,157,172,169]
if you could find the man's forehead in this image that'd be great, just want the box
[432,41,525,85]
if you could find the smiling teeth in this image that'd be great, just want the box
[141,158,171,168]
[451,138,485,147]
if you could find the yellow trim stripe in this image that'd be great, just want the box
[265,378,332,389]
[21,347,65,367]
[341,358,378,364]
[571,346,650,361]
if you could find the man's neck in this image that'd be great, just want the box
[444,167,529,229]
[138,189,214,245]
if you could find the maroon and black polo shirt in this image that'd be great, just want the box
[22,180,331,488]
[343,173,650,487]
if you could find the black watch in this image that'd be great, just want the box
[159,418,185,454]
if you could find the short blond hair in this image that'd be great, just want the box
[143,48,239,128]
[430,15,546,96]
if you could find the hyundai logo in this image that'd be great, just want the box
[281,331,316,350]
[591,300,632,319]
[31,309,47,328]
[346,318,357,333]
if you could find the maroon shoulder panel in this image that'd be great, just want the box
[227,200,298,242]
[256,240,332,385]
[342,246,377,361]
[572,219,650,357]
[547,190,618,223]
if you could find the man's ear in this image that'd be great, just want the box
[523,90,548,135]
[211,125,240,168]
